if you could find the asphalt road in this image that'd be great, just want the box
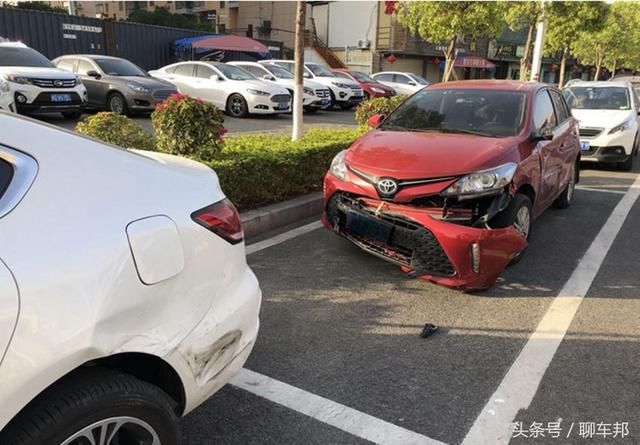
[179,162,640,445]
[34,107,358,135]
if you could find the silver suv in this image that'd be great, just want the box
[53,55,177,115]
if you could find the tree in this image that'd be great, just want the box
[14,1,67,13]
[573,2,640,79]
[128,7,212,32]
[396,2,503,82]
[501,1,543,81]
[544,1,608,87]
[292,0,305,141]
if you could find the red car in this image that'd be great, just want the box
[322,80,580,290]
[332,68,396,99]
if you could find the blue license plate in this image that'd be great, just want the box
[321,98,329,105]
[276,103,288,110]
[51,94,72,103]
[580,141,590,151]
[345,209,393,244]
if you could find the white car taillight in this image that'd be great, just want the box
[191,199,244,244]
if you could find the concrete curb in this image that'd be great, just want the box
[241,192,323,239]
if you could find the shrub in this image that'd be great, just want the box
[354,94,408,127]
[151,93,226,161]
[208,128,365,210]
[75,112,155,150]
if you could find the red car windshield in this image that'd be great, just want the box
[381,89,527,137]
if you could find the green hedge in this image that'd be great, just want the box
[208,128,364,210]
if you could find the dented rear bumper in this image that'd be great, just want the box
[323,177,527,291]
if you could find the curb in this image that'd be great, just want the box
[241,192,323,239]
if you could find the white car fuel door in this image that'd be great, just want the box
[126,215,185,285]
[0,259,19,367]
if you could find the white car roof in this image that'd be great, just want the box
[566,80,631,88]
[0,41,28,48]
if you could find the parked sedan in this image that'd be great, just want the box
[323,80,580,290]
[260,60,363,109]
[332,68,396,99]
[150,61,291,117]
[53,54,178,115]
[371,71,429,95]
[228,61,331,112]
[0,111,261,443]
[563,80,639,170]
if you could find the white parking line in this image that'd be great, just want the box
[232,368,448,445]
[246,220,323,255]
[575,186,627,195]
[243,220,450,444]
[462,175,640,445]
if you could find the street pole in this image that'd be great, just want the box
[292,0,305,141]
[530,0,546,82]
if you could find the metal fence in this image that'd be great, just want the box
[0,8,106,58]
[0,7,284,70]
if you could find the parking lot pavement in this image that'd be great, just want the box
[33,107,357,134]
[180,164,640,445]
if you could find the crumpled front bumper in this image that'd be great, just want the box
[323,176,527,291]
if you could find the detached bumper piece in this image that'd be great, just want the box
[326,193,455,277]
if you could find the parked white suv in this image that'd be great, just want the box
[0,42,87,119]
[0,112,261,443]
[563,80,640,171]
[150,61,291,117]
[228,61,331,112]
[261,60,363,109]
[371,71,429,96]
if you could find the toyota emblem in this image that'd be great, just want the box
[54,80,63,87]
[376,178,399,196]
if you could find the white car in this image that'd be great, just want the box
[563,80,640,171]
[228,61,331,112]
[371,71,429,96]
[261,60,363,110]
[149,61,291,117]
[0,112,261,443]
[0,42,88,118]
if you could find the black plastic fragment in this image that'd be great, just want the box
[420,323,439,338]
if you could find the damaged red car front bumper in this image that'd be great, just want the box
[322,176,527,291]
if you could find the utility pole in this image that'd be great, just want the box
[530,0,546,82]
[292,0,305,141]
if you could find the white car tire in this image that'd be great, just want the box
[226,93,249,118]
[0,368,179,445]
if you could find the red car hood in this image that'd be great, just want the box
[345,130,519,179]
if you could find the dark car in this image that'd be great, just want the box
[322,80,581,290]
[53,55,177,115]
[331,68,396,99]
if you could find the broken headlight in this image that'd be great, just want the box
[329,150,348,181]
[442,162,517,198]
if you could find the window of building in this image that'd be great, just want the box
[220,1,225,8]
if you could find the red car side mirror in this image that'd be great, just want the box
[368,114,385,128]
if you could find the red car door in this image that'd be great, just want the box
[548,88,579,194]
[531,89,564,213]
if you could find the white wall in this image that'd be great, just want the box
[325,1,377,49]
[313,3,329,43]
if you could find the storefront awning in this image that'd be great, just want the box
[454,56,496,69]
[173,35,272,59]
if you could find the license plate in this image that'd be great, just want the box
[321,98,329,105]
[50,94,72,103]
[276,103,288,110]
[345,209,393,243]
[580,141,590,151]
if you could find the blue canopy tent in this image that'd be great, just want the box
[173,35,273,63]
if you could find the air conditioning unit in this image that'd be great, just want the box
[357,39,370,49]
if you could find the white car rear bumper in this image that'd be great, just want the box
[174,265,262,414]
